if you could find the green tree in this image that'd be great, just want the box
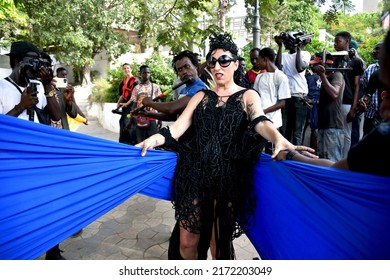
[244,0,324,47]
[17,0,139,85]
[380,0,390,14]
[0,0,28,46]
[135,0,225,54]
[325,11,385,64]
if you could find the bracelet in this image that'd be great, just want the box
[286,150,298,160]
[14,104,25,115]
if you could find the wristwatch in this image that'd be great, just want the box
[45,90,55,97]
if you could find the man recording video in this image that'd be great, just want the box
[275,31,312,145]
[0,41,63,259]
[0,41,60,123]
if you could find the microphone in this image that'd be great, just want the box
[27,82,38,122]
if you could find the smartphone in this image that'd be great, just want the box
[27,82,39,95]
[56,77,68,88]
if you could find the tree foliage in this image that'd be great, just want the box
[244,0,323,48]
[2,0,387,85]
[0,0,28,46]
[311,0,355,24]
[135,0,225,54]
[325,11,385,65]
[18,1,138,72]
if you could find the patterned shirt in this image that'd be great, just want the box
[362,62,379,119]
[130,82,162,120]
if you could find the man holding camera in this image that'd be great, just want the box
[0,41,63,259]
[275,31,312,146]
[0,41,60,123]
[309,52,345,161]
[332,31,365,157]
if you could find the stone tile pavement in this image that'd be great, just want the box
[37,86,259,260]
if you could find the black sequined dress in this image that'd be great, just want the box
[165,89,266,259]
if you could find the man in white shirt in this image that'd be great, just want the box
[253,47,291,129]
[0,41,62,260]
[0,41,60,123]
[275,32,311,145]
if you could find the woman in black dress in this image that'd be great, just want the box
[136,33,312,260]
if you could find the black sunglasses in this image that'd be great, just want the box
[207,55,236,69]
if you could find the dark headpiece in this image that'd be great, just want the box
[208,33,238,56]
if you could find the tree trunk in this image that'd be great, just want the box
[218,0,228,30]
[82,63,92,86]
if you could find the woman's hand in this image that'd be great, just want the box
[135,133,165,156]
[272,137,316,159]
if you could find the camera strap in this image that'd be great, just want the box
[5,77,23,94]
[5,77,35,122]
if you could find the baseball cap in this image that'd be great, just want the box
[6,41,40,56]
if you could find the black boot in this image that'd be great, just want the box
[45,244,66,260]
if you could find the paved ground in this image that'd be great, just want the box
[37,86,259,260]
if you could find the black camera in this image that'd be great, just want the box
[20,56,42,79]
[278,31,314,48]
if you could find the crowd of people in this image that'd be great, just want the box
[1,28,389,261]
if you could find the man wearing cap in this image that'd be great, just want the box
[0,41,60,123]
[0,41,64,260]
[309,52,345,161]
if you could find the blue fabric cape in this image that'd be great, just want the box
[0,114,389,260]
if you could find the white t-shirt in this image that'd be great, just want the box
[0,78,47,122]
[281,51,311,97]
[253,69,291,128]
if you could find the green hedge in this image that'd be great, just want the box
[89,53,176,104]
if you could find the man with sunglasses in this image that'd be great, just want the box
[140,50,208,121]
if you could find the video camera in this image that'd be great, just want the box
[277,31,314,48]
[20,56,51,80]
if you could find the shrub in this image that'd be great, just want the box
[89,78,113,104]
[89,53,176,103]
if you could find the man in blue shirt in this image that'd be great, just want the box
[140,50,208,121]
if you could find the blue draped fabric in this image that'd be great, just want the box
[0,114,389,260]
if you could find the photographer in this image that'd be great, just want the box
[0,41,60,122]
[309,52,345,161]
[332,31,365,157]
[0,41,63,259]
[275,31,312,145]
